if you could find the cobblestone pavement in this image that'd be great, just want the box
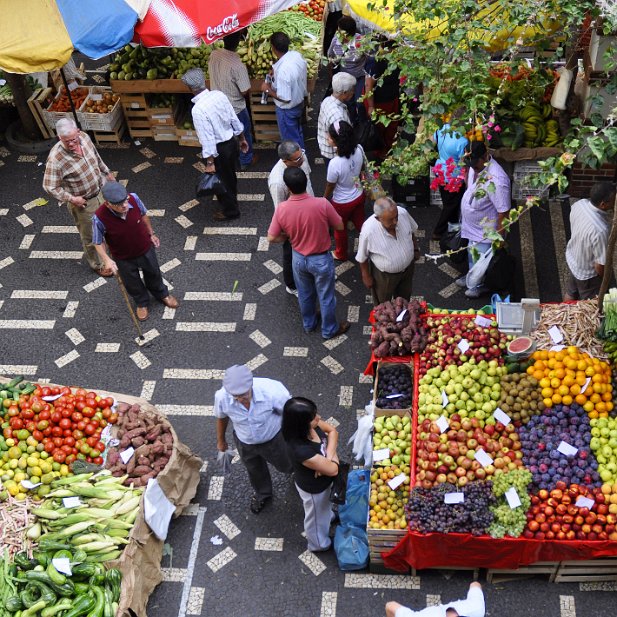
[1,71,614,617]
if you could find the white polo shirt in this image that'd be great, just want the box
[272,50,307,109]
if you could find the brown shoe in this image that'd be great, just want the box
[136,306,149,321]
[96,266,114,277]
[161,295,179,309]
[325,321,351,340]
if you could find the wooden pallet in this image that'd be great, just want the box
[119,93,152,139]
[27,88,53,139]
[93,120,127,145]
[487,562,558,583]
[249,93,280,143]
[367,527,406,567]
[152,125,178,142]
[554,558,617,583]
[412,566,480,579]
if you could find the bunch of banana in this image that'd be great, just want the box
[517,102,561,148]
[237,39,277,78]
[543,119,561,147]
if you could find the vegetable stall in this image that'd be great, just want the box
[0,378,202,617]
[364,297,617,581]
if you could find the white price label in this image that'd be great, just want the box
[548,325,564,344]
[90,93,103,101]
[474,448,493,468]
[373,448,390,462]
[550,345,566,352]
[131,102,140,109]
[505,487,522,509]
[575,496,595,509]
[444,492,465,504]
[20,480,41,489]
[396,309,408,323]
[475,315,492,328]
[120,447,135,464]
[62,497,82,508]
[493,407,511,426]
[52,558,72,575]
[457,339,470,353]
[0,79,6,86]
[557,441,578,457]
[581,377,592,394]
[386,393,405,399]
[436,415,449,434]
[67,81,79,91]
[441,390,449,408]
[387,473,407,490]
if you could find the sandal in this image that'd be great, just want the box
[250,495,270,514]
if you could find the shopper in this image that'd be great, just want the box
[43,117,115,277]
[261,32,307,148]
[208,30,257,170]
[564,181,616,301]
[268,140,315,297]
[181,68,249,221]
[214,365,293,514]
[457,141,511,298]
[282,396,339,553]
[323,120,366,262]
[318,72,355,160]
[92,181,178,321]
[356,197,420,305]
[385,581,485,617]
[267,167,350,340]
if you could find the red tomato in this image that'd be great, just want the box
[109,413,119,425]
[61,409,71,419]
[31,400,43,414]
[2,428,12,439]
[98,419,107,429]
[92,456,104,465]
[53,450,66,463]
[7,405,19,417]
[50,387,60,396]
[33,430,44,442]
[51,426,63,437]
[39,409,51,420]
[84,423,96,436]
[9,418,24,430]
[53,437,64,447]
[51,411,62,424]
[42,427,52,437]
[37,420,49,431]
[76,401,86,412]
[95,441,105,452]
[65,454,77,465]
[59,418,71,430]
[61,444,73,454]
[102,409,112,419]
[72,430,84,440]
[63,429,72,437]
[26,421,37,433]
[21,409,35,420]
[77,421,86,431]
[44,441,55,453]
[75,388,87,398]
[104,397,114,408]
[82,406,95,418]
[71,411,83,422]
[41,387,51,397]
[86,436,98,447]
[64,436,75,447]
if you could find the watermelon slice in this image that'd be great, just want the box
[507,336,534,356]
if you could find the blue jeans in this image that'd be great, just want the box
[275,104,304,149]
[292,250,338,338]
[236,107,254,166]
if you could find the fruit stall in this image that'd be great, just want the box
[365,297,617,581]
[0,378,202,617]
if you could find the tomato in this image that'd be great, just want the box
[61,409,71,418]
[31,401,43,414]
[32,430,44,442]
[41,387,51,397]
[38,409,50,421]
[63,429,72,437]
[53,450,66,463]
[84,423,96,436]
[72,430,84,440]
[53,437,64,448]
[71,411,83,422]
[75,388,87,398]
[82,406,95,418]
[51,411,62,424]
[89,448,101,457]
[104,397,114,408]
[51,426,63,437]
[37,420,49,431]
[109,413,119,425]
[21,409,35,420]
[44,441,55,453]
[86,436,98,448]
[7,405,19,417]
[102,409,112,419]
[9,417,24,430]
[99,419,108,429]
[76,400,86,412]
[64,436,75,447]
[92,456,104,466]
[50,387,60,396]
[26,421,37,433]
[65,454,77,465]
[95,441,105,452]
[59,418,72,430]
[61,444,73,454]
[43,427,52,437]
[78,443,90,455]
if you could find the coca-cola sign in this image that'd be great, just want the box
[206,14,240,41]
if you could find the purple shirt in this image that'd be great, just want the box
[460,157,511,242]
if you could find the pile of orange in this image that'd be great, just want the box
[526,346,613,418]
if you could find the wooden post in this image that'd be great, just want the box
[598,192,617,312]
[3,72,40,140]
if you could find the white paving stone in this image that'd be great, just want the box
[179,199,200,212]
[246,354,268,371]
[63,301,79,318]
[258,279,281,295]
[0,257,14,270]
[321,356,345,375]
[298,551,326,576]
[83,278,107,293]
[132,161,152,173]
[344,573,421,589]
[162,307,176,320]
[195,252,252,261]
[254,537,284,551]
[161,568,187,582]
[147,209,165,217]
[249,329,271,348]
[338,386,353,407]
[203,226,257,235]
[214,515,241,540]
[175,214,193,229]
[0,320,55,329]
[16,214,33,227]
[30,251,83,259]
[208,476,224,500]
[347,305,360,323]
[19,235,35,249]
[335,281,352,296]
[136,328,160,346]
[157,405,213,417]
[335,261,354,276]
[363,325,373,335]
[184,236,198,251]
[560,595,576,617]
[283,347,309,357]
[0,365,38,375]
[426,595,441,607]
[263,259,283,274]
[323,334,348,350]
[140,380,156,400]
[320,592,337,617]
[55,350,79,368]
[163,369,225,380]
[257,236,270,251]
[359,373,373,384]
[206,547,236,573]
[243,303,256,320]
[176,322,236,332]
[186,586,205,615]
[65,328,85,345]
[160,258,181,273]
[130,351,151,369]
[95,343,121,353]
[184,292,242,301]
[11,290,68,300]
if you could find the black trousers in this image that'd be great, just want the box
[434,184,465,237]
[214,137,240,217]
[282,239,295,289]
[116,246,168,308]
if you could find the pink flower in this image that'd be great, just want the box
[486,134,492,140]
[494,125,502,132]
[373,171,380,179]
[487,122,494,128]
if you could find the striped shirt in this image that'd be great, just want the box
[91,193,148,245]
[272,50,307,109]
[43,132,110,204]
[208,48,251,114]
[268,158,314,208]
[460,157,511,242]
[317,95,351,159]
[327,33,366,78]
[356,206,418,273]
[566,198,610,280]
[191,89,244,159]
[214,377,290,445]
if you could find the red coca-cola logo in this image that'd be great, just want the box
[206,14,240,41]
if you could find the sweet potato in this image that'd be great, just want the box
[124,427,147,439]
[133,465,153,476]
[116,402,131,413]
[131,436,146,448]
[126,456,137,474]
[150,442,165,456]
[145,425,162,441]
[106,450,120,467]
[134,444,152,459]
[137,456,150,467]
[119,434,132,449]
[160,433,173,445]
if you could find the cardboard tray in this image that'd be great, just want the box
[78,87,123,132]
[373,361,413,415]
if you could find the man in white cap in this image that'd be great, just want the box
[214,365,293,513]
[181,68,249,221]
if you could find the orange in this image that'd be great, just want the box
[539,377,551,389]
[554,368,565,379]
[527,366,536,376]
[583,401,594,413]
[576,374,588,386]
[607,401,614,412]
[563,375,575,387]
[551,393,562,404]
[596,402,607,414]
[550,377,561,389]
[548,358,556,369]
[602,391,612,402]
[588,410,599,419]
[562,395,573,406]
[585,366,595,377]
[543,398,553,408]
[590,393,601,404]
[558,385,570,396]
[541,387,554,398]
[575,394,587,405]
[565,358,577,370]
[570,384,581,396]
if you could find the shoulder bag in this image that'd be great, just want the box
[329,460,350,505]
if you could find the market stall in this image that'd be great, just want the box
[0,378,202,617]
[365,298,617,580]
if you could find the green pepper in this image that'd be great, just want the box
[5,596,23,612]
[14,553,38,571]
[61,595,96,617]
[22,571,75,597]
[46,562,66,586]
[41,598,73,617]
[85,586,105,617]
[21,599,48,617]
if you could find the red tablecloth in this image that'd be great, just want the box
[382,530,617,572]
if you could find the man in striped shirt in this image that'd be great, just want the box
[564,182,616,301]
[356,197,420,305]
[317,72,355,160]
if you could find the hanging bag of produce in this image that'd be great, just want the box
[338,469,370,529]
[196,172,227,197]
[440,223,468,265]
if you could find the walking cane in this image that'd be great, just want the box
[114,272,145,341]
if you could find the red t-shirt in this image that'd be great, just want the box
[268,193,342,256]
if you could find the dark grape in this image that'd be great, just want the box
[375,364,413,409]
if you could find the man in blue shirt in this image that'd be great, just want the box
[214,365,293,513]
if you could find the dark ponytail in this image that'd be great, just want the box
[328,120,358,158]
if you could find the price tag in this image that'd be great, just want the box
[386,393,405,399]
[20,480,41,489]
[575,496,595,509]
[387,473,407,490]
[581,377,592,394]
[441,390,449,408]
[120,447,135,464]
[133,140,141,145]
[67,81,79,91]
[493,407,511,426]
[131,102,140,109]
[474,448,493,468]
[90,93,103,101]
[444,492,464,504]
[557,441,578,457]
[373,448,390,462]
[52,558,72,576]
[0,79,6,86]
[42,393,63,402]
[436,415,449,434]
[548,325,564,344]
[457,339,470,353]
[505,487,522,509]
[550,345,566,352]
[62,497,82,508]
[475,315,492,328]
[396,309,408,323]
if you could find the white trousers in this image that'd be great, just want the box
[295,483,334,552]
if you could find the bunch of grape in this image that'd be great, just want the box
[375,364,413,409]
[488,469,532,538]
[405,481,496,536]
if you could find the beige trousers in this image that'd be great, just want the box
[66,192,104,270]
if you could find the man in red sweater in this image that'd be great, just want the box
[92,181,178,321]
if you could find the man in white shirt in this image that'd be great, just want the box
[356,197,420,305]
[564,181,615,300]
[260,32,307,148]
[318,72,355,160]
[181,68,249,221]
[208,31,257,170]
[268,141,315,296]
[386,581,485,617]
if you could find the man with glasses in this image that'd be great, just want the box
[91,181,178,321]
[318,72,355,160]
[43,118,116,277]
[214,364,293,514]
[268,141,315,296]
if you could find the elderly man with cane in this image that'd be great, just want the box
[92,181,178,322]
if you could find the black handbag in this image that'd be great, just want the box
[354,118,384,157]
[196,172,227,197]
[330,460,350,505]
[440,227,468,265]
[484,246,515,292]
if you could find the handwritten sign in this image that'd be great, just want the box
[493,408,512,426]
[444,492,465,504]
[475,315,492,328]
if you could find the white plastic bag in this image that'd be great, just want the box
[348,403,374,465]
[466,246,493,289]
[216,448,238,474]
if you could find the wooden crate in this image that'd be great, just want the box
[554,558,617,583]
[373,362,413,416]
[152,125,178,142]
[41,86,89,132]
[27,88,53,139]
[367,527,407,568]
[111,79,192,94]
[119,93,152,139]
[487,562,558,583]
[92,112,127,145]
[79,87,122,132]
[249,93,280,143]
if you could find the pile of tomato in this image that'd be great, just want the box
[2,385,118,466]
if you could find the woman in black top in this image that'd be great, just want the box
[282,397,339,552]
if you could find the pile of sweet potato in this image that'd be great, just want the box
[370,297,428,357]
[105,403,173,487]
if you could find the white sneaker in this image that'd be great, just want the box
[455,275,467,288]
[286,286,298,297]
